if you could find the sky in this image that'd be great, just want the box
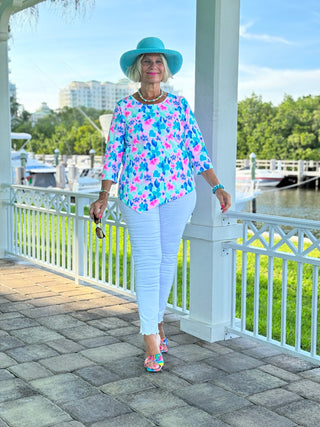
[8,0,320,113]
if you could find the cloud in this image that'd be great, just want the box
[238,64,320,104]
[240,22,293,45]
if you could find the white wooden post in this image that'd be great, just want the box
[298,160,304,185]
[73,196,86,284]
[0,12,12,258]
[180,0,241,341]
[0,1,45,258]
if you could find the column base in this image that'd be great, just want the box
[180,316,231,343]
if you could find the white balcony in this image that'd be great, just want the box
[6,184,320,364]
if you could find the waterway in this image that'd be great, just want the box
[242,188,320,221]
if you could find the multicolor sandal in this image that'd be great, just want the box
[144,353,164,372]
[160,337,168,353]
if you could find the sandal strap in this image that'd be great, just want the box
[160,337,168,353]
[144,353,164,366]
[144,353,163,371]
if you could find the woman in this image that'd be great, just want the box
[90,37,231,372]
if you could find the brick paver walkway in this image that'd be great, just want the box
[0,258,320,426]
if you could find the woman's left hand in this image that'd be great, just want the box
[215,188,231,213]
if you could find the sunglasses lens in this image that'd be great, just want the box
[96,226,105,239]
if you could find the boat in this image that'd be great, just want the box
[236,167,284,187]
[10,133,100,191]
[11,149,57,185]
[11,133,55,176]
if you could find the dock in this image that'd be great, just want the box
[237,159,320,186]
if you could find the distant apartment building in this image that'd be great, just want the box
[59,79,138,110]
[59,79,178,111]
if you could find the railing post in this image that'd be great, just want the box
[298,160,304,185]
[0,19,11,258]
[56,164,66,189]
[180,0,241,342]
[249,153,257,213]
[73,195,86,284]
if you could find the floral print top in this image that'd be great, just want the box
[101,93,213,212]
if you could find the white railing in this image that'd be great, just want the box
[236,159,320,176]
[7,185,190,314]
[7,185,320,361]
[224,210,320,362]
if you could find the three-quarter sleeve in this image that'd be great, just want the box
[101,104,126,182]
[181,97,213,174]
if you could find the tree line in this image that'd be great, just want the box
[11,98,112,156]
[237,93,320,160]
[11,93,320,159]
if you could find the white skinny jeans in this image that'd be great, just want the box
[119,190,196,335]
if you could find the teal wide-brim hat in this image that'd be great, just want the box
[120,37,183,77]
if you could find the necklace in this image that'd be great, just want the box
[138,89,163,103]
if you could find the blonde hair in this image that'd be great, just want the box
[127,53,172,83]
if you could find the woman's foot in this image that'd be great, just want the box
[144,353,163,372]
[144,333,161,357]
[143,333,163,372]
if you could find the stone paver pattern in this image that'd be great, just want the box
[0,258,320,426]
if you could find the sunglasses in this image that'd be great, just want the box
[95,220,105,239]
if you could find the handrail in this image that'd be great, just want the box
[224,210,320,229]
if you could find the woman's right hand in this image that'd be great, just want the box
[89,193,109,223]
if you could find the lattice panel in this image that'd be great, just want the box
[104,199,125,224]
[243,219,320,261]
[11,187,72,212]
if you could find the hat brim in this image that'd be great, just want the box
[120,48,183,77]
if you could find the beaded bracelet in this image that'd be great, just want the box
[99,190,110,196]
[212,184,224,194]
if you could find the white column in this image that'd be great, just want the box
[0,0,54,259]
[180,0,241,341]
[0,13,11,258]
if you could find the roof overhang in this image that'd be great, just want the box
[1,0,44,15]
[0,0,44,31]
